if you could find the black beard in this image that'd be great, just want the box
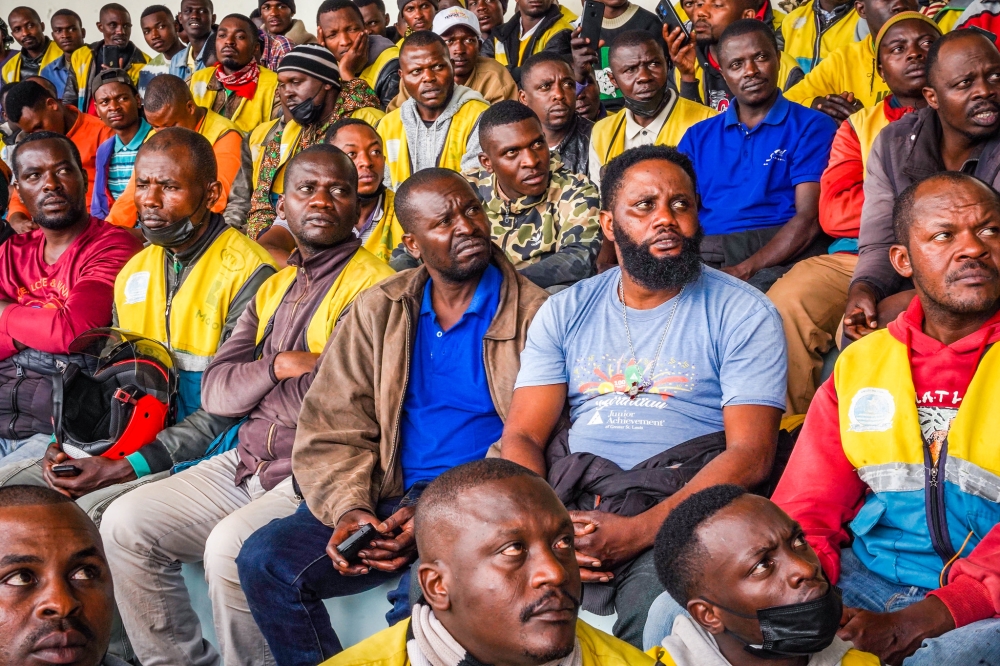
[34,197,87,231]
[222,58,245,71]
[358,183,386,206]
[615,222,704,291]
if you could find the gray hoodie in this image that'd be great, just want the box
[397,84,487,178]
[658,615,871,666]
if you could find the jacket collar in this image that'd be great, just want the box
[724,90,789,129]
[379,244,522,341]
[897,107,1000,183]
[286,237,363,279]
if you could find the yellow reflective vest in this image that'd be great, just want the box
[360,45,399,92]
[494,5,577,67]
[377,98,488,188]
[253,248,395,352]
[249,106,386,195]
[650,644,878,665]
[68,45,148,111]
[847,100,895,173]
[114,227,277,371]
[2,39,63,83]
[590,93,717,168]
[363,190,405,264]
[784,37,890,109]
[190,65,280,136]
[781,1,860,74]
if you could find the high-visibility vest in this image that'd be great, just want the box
[360,46,399,92]
[2,39,63,83]
[190,66,279,136]
[493,5,576,67]
[781,1,860,74]
[673,50,803,111]
[68,45,148,111]
[847,101,894,173]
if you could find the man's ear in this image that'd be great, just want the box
[854,0,866,19]
[186,99,199,117]
[402,232,422,261]
[688,599,726,636]
[205,179,223,211]
[889,243,913,278]
[418,562,451,612]
[599,209,615,243]
[81,27,87,39]
[607,71,618,93]
[923,85,938,109]
[518,88,527,105]
[478,151,493,173]
[316,26,325,42]
[276,193,285,221]
[741,8,756,19]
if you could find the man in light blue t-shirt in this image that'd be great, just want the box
[501,144,787,649]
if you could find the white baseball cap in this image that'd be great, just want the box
[432,6,483,40]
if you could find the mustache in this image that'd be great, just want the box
[946,259,999,283]
[968,99,1000,117]
[519,589,581,623]
[26,617,96,648]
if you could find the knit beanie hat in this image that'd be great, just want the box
[277,44,341,86]
[259,0,297,15]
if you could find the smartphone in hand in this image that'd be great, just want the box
[103,45,121,69]
[580,0,606,49]
[656,0,691,41]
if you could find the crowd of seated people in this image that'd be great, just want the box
[1,0,1000,664]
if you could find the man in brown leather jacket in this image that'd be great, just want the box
[237,167,548,665]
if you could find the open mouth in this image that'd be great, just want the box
[970,104,1000,126]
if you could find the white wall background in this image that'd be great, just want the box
[18,0,662,57]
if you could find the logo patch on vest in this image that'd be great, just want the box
[385,139,400,164]
[123,271,150,305]
[848,388,895,432]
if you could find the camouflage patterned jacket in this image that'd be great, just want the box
[464,158,602,289]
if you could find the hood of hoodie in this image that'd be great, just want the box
[660,615,854,666]
[396,84,487,176]
[888,296,1000,359]
[400,83,486,130]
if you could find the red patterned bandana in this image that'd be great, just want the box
[214,61,260,100]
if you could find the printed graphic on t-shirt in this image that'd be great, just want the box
[917,389,962,466]
[595,48,622,101]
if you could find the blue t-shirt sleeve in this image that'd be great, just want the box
[789,112,839,186]
[718,302,788,410]
[514,296,571,388]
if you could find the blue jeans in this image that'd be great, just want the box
[0,433,52,466]
[237,499,413,666]
[642,547,1000,664]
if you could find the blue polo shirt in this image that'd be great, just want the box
[399,263,504,489]
[677,92,837,236]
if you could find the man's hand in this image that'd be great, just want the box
[843,282,878,341]
[570,510,648,580]
[663,25,696,82]
[838,596,955,665]
[273,351,320,380]
[570,26,602,82]
[327,509,382,576]
[721,261,755,282]
[338,31,370,80]
[358,505,417,573]
[42,443,138,498]
[811,92,862,123]
[7,213,38,235]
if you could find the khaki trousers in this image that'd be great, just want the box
[766,253,857,415]
[100,449,299,666]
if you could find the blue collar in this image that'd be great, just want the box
[420,262,502,321]
[114,118,152,152]
[723,91,790,131]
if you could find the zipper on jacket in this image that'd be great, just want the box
[265,422,277,457]
[812,11,822,72]
[924,439,956,566]
[7,373,24,439]
[377,302,411,500]
[276,271,308,351]
[164,257,183,350]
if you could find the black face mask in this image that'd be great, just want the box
[289,84,335,126]
[702,587,843,660]
[138,217,197,248]
[623,86,668,118]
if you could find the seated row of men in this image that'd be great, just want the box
[2,109,1000,665]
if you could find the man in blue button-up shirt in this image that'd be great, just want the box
[678,19,837,293]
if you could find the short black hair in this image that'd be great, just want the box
[143,74,193,113]
[11,131,84,179]
[284,143,357,189]
[51,9,83,23]
[138,127,218,184]
[395,167,470,232]
[8,7,41,23]
[318,0,365,24]
[325,116,378,144]
[653,485,747,605]
[400,30,447,59]
[141,4,174,19]
[718,18,779,56]
[892,172,1000,247]
[220,13,260,47]
[609,29,663,65]
[520,51,573,85]
[414,459,540,538]
[601,144,698,211]
[926,29,996,87]
[0,485,76,508]
[5,80,55,124]
[354,0,387,13]
[478,100,539,145]
[100,3,131,20]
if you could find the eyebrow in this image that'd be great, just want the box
[69,547,102,562]
[0,554,44,567]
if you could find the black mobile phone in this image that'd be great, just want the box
[51,464,81,477]
[337,524,378,564]
[103,45,121,69]
[580,0,605,50]
[656,0,690,40]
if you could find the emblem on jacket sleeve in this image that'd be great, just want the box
[848,388,895,432]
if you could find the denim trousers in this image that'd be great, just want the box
[642,547,1000,665]
[237,500,413,666]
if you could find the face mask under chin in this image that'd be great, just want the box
[623,86,668,118]
[138,216,198,249]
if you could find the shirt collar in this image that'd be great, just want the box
[624,89,677,141]
[723,90,789,129]
[114,118,152,152]
[420,262,502,321]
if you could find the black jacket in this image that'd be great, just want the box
[494,5,572,84]
[552,114,594,178]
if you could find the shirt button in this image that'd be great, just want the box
[436,331,443,338]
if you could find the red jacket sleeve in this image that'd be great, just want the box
[771,378,868,584]
[929,524,1000,626]
[0,233,139,354]
[818,120,864,239]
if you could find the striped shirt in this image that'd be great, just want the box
[108,119,153,201]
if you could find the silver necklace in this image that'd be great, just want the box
[619,277,683,400]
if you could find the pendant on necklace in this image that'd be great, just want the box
[628,382,640,399]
